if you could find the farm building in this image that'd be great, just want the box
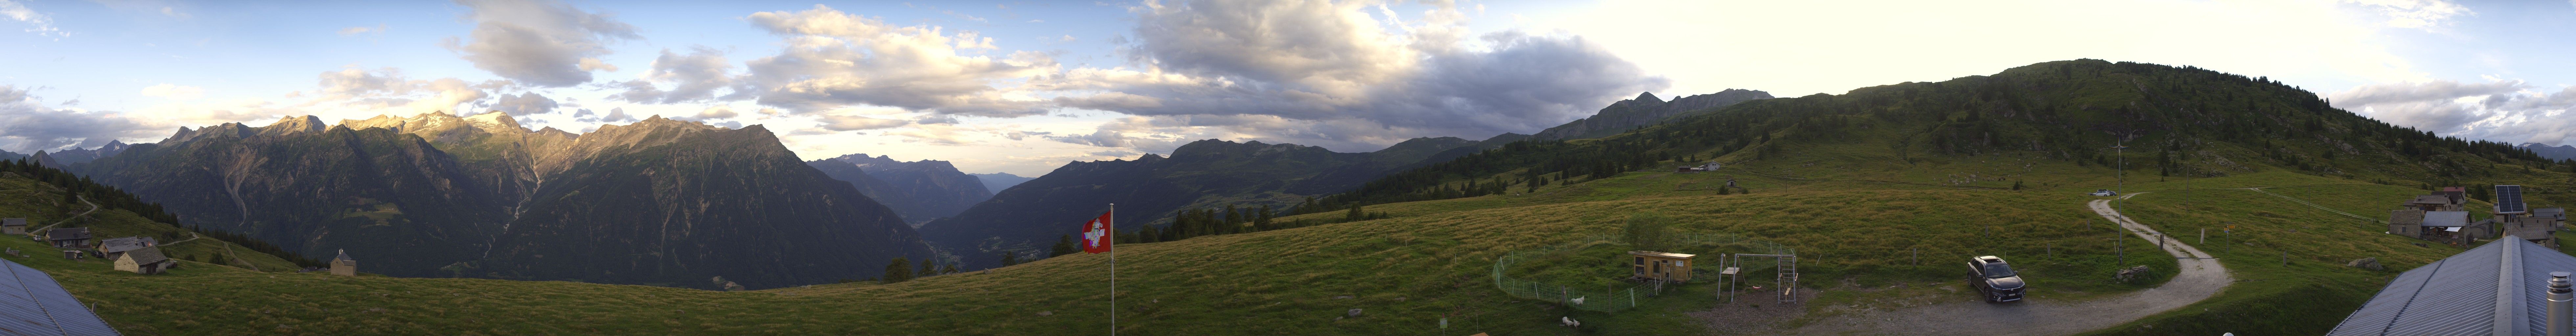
[0,258,120,335]
[2436,186,2468,204]
[113,246,173,275]
[41,228,90,249]
[2422,211,2476,243]
[2404,195,2461,212]
[1629,251,1695,283]
[0,218,22,235]
[2505,217,2557,247]
[331,249,356,276]
[99,236,156,260]
[2327,236,2576,335]
[2387,210,2427,239]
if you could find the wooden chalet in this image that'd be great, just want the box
[1629,251,1696,283]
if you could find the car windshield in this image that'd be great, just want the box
[1984,262,2017,278]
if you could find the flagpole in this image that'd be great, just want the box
[1109,203,1116,336]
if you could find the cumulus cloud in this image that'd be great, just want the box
[738,5,1054,116]
[0,85,160,153]
[446,0,640,87]
[140,83,204,100]
[2332,79,2576,145]
[488,92,557,115]
[575,107,637,123]
[675,105,736,121]
[608,46,738,103]
[1041,0,1664,152]
[306,66,492,114]
[0,0,61,37]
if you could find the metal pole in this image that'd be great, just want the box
[2200,228,2205,244]
[1109,203,1116,336]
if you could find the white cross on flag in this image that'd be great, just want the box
[1081,211,1114,254]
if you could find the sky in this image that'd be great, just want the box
[0,0,2570,176]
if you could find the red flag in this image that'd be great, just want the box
[1081,211,1114,254]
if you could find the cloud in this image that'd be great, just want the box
[306,66,491,114]
[608,46,738,103]
[1039,0,1664,152]
[575,106,637,123]
[488,92,557,115]
[2342,0,2472,29]
[0,0,61,37]
[819,114,909,131]
[140,83,204,100]
[738,5,1054,116]
[2331,79,2576,145]
[0,85,160,153]
[446,0,641,87]
[337,23,388,36]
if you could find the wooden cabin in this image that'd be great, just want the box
[1629,251,1696,283]
[0,218,23,235]
[99,236,156,260]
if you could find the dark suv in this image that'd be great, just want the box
[1966,255,2025,303]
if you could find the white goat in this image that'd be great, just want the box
[1561,317,1581,327]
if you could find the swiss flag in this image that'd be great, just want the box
[1081,211,1114,254]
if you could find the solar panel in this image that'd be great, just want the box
[0,259,118,336]
[2496,185,2527,214]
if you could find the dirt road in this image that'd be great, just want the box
[1780,193,2233,336]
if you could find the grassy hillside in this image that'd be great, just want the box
[0,175,301,272]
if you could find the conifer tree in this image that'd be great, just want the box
[1050,235,1076,257]
[881,258,913,284]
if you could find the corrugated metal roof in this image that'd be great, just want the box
[2329,237,2576,336]
[2425,211,2472,227]
[1627,251,1695,258]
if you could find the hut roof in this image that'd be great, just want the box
[2327,237,2576,335]
[0,218,21,227]
[2390,210,2426,225]
[99,237,153,253]
[2422,211,2471,227]
[43,228,88,241]
[2536,208,2566,220]
[2409,195,2454,205]
[335,249,353,262]
[1628,251,1697,259]
[121,246,168,265]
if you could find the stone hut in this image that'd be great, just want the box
[0,218,23,235]
[330,249,356,276]
[113,246,173,274]
[41,228,89,249]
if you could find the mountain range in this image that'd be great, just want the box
[1528,89,1773,140]
[61,112,932,289]
[2519,143,2576,161]
[967,172,1036,194]
[807,154,992,225]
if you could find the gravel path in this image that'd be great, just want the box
[1777,192,2234,336]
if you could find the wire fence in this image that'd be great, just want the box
[1490,233,1793,312]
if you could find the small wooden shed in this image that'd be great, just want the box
[1629,251,1696,283]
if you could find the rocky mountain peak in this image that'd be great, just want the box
[462,111,530,135]
[258,115,328,136]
